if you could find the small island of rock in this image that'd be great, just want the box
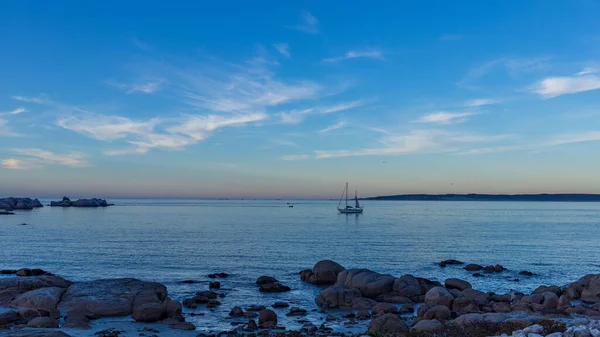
[49,197,113,207]
[0,197,44,211]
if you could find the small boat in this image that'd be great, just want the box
[337,182,363,214]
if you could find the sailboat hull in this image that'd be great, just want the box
[338,208,363,214]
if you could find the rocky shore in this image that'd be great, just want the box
[2,261,600,337]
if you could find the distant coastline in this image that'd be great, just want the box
[362,193,600,202]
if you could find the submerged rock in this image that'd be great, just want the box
[256,276,278,285]
[49,197,112,207]
[259,282,291,293]
[439,259,464,267]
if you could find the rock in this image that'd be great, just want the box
[16,268,49,277]
[580,275,600,303]
[423,305,451,321]
[472,273,484,277]
[439,259,463,267]
[412,319,443,331]
[494,264,506,272]
[392,274,422,298]
[558,295,571,310]
[0,310,21,325]
[453,313,484,325]
[229,306,244,317]
[399,303,415,314]
[208,273,229,278]
[27,317,59,328]
[315,283,362,308]
[371,303,398,315]
[425,286,454,308]
[464,264,483,271]
[132,303,164,322]
[444,278,472,291]
[300,260,346,285]
[209,282,221,289]
[256,276,278,285]
[272,301,289,308]
[352,297,377,310]
[58,278,167,317]
[368,313,409,334]
[62,310,91,329]
[542,291,560,309]
[286,307,307,316]
[206,299,220,307]
[10,287,65,313]
[247,319,258,330]
[11,332,73,337]
[519,270,535,276]
[336,269,396,298]
[18,308,41,322]
[483,265,495,273]
[258,309,277,328]
[259,282,291,293]
[356,309,371,320]
[243,311,258,318]
[170,322,196,330]
[164,299,182,320]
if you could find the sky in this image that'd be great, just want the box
[1,0,600,198]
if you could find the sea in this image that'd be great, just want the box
[1,199,600,332]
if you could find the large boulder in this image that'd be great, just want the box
[579,274,600,303]
[315,284,361,308]
[392,274,423,298]
[10,287,66,313]
[445,278,472,291]
[258,309,277,328]
[0,275,71,306]
[132,303,164,322]
[15,198,34,210]
[300,260,345,285]
[337,269,396,298]
[58,278,167,317]
[412,319,443,332]
[72,198,101,207]
[423,305,451,321]
[368,313,409,334]
[27,317,59,328]
[453,313,484,325]
[425,287,454,309]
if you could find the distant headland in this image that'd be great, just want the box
[362,193,600,202]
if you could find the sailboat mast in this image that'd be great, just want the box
[345,182,348,207]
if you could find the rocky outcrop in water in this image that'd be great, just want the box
[0,197,43,211]
[49,197,113,207]
[300,260,346,285]
[0,269,186,331]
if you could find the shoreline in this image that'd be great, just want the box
[2,261,600,337]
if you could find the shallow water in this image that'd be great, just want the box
[1,199,600,332]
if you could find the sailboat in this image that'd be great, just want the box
[337,182,364,214]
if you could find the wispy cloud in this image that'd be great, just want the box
[12,94,52,105]
[464,98,501,107]
[458,131,600,155]
[575,67,599,76]
[131,37,150,51]
[103,148,149,156]
[314,129,510,159]
[278,100,362,124]
[413,111,480,124]
[2,148,89,169]
[281,154,310,161]
[319,121,346,133]
[5,108,26,115]
[458,57,549,89]
[323,49,384,63]
[167,112,268,141]
[291,11,319,34]
[109,79,165,94]
[57,114,160,141]
[274,43,290,58]
[0,119,20,137]
[530,74,600,98]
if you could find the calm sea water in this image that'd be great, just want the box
[1,199,600,331]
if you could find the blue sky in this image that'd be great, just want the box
[1,1,600,198]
